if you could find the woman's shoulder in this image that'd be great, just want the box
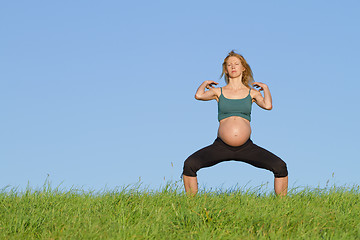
[249,87,261,100]
[208,87,221,101]
[211,87,222,95]
[250,87,261,94]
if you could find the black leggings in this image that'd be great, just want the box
[182,137,288,178]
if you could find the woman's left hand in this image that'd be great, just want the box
[253,82,268,91]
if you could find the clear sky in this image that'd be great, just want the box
[1,1,359,192]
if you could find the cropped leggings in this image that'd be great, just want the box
[182,137,288,178]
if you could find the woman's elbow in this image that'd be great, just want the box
[266,104,273,110]
[195,93,202,100]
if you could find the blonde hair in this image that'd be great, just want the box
[220,50,254,87]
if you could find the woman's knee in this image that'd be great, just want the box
[272,159,288,178]
[182,157,200,177]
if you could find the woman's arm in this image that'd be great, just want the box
[252,82,273,110]
[195,80,219,101]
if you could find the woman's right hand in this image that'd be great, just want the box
[204,80,218,89]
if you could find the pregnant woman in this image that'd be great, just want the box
[182,51,288,196]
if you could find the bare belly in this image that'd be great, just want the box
[218,116,251,146]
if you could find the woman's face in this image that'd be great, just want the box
[226,56,245,79]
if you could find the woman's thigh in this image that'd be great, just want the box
[183,139,234,176]
[233,141,287,177]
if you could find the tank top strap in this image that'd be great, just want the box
[221,87,223,94]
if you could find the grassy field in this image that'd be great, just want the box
[0,182,359,239]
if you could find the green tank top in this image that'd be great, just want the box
[218,87,252,122]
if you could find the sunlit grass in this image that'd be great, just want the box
[1,181,359,239]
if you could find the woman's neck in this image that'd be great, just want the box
[227,76,247,89]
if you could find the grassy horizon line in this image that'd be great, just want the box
[1,181,359,239]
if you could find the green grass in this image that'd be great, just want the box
[1,182,359,239]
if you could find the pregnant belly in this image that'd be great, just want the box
[218,116,251,146]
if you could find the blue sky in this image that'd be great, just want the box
[1,1,359,192]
